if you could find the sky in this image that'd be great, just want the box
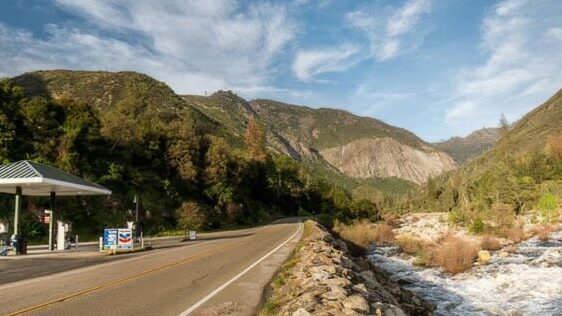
[0,0,561,142]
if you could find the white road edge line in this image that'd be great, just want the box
[178,223,303,316]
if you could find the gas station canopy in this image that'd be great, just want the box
[0,160,111,196]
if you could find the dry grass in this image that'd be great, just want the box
[480,235,502,251]
[422,234,480,274]
[382,213,401,228]
[529,225,557,241]
[492,220,528,243]
[333,220,396,249]
[395,234,427,255]
[373,224,395,245]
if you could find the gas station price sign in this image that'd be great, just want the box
[103,229,118,250]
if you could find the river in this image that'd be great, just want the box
[369,229,562,315]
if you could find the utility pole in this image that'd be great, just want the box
[134,193,139,223]
[48,191,56,251]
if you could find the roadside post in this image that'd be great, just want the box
[44,210,53,251]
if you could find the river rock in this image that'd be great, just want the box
[343,295,370,313]
[478,250,491,264]
[292,308,311,316]
[321,286,348,301]
[499,251,510,259]
[372,302,408,316]
[322,277,352,287]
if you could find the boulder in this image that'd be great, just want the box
[321,286,348,301]
[342,295,370,313]
[478,250,491,264]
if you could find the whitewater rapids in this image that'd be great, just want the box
[369,229,562,315]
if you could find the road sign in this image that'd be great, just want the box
[43,212,51,224]
[117,229,133,250]
[103,229,118,250]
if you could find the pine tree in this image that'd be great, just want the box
[244,117,267,162]
[499,113,510,137]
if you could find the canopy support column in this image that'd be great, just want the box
[49,191,56,251]
[13,186,22,236]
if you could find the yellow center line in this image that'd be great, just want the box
[6,241,237,316]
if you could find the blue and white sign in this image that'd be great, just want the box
[117,229,133,250]
[103,229,118,250]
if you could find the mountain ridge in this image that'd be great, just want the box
[434,127,500,165]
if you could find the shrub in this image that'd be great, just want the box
[373,224,396,245]
[297,208,312,217]
[496,223,527,243]
[530,225,556,241]
[448,209,469,226]
[315,213,334,229]
[537,193,559,223]
[395,234,426,255]
[333,220,374,249]
[469,218,485,234]
[176,201,205,231]
[382,213,401,227]
[423,234,480,274]
[480,235,502,250]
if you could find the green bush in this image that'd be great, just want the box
[297,208,312,217]
[469,218,485,234]
[448,209,469,225]
[537,192,559,223]
[315,213,334,229]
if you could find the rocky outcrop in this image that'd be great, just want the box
[320,137,456,184]
[263,221,433,315]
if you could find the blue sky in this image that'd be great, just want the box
[1,0,561,141]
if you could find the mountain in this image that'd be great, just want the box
[11,70,456,186]
[184,94,456,185]
[11,70,220,136]
[433,128,500,165]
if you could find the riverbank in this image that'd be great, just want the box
[261,220,433,315]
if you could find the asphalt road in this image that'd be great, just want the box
[0,222,302,316]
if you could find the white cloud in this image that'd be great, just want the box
[445,0,562,126]
[293,44,361,82]
[346,0,431,61]
[0,0,297,95]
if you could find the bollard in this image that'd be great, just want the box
[99,236,103,252]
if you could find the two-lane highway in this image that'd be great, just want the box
[0,222,302,316]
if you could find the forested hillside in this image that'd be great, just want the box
[0,71,378,240]
[411,89,562,237]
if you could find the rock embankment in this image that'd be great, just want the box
[262,221,433,316]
